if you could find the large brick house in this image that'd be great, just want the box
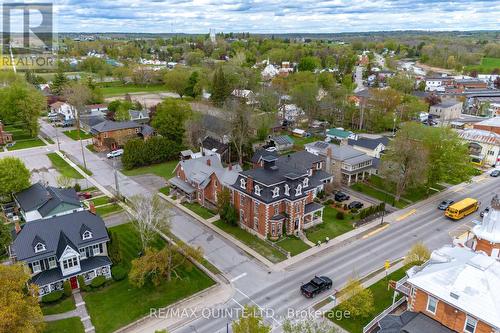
[231,150,333,240]
[10,210,111,296]
[0,120,13,145]
[90,120,155,151]
[469,194,500,257]
[169,154,241,208]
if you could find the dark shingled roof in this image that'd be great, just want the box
[14,183,81,217]
[12,211,109,262]
[202,136,228,153]
[378,311,455,333]
[251,148,279,164]
[56,231,78,259]
[348,136,390,150]
[90,120,141,134]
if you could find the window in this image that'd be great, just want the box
[93,244,101,256]
[295,202,301,213]
[303,178,309,188]
[79,248,87,259]
[253,216,259,230]
[426,296,438,314]
[254,201,259,213]
[295,184,302,196]
[271,224,275,236]
[240,209,245,222]
[284,184,290,196]
[272,187,280,198]
[34,243,46,253]
[254,185,261,196]
[82,230,92,240]
[48,257,57,269]
[240,178,246,189]
[464,316,477,333]
[274,203,279,215]
[32,261,41,274]
[62,257,78,270]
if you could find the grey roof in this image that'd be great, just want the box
[140,124,155,136]
[14,183,81,217]
[331,145,365,161]
[304,202,323,214]
[202,136,228,154]
[344,154,373,166]
[270,135,294,146]
[251,148,279,164]
[169,177,196,194]
[433,100,462,108]
[56,231,78,259]
[90,120,141,134]
[378,311,454,333]
[32,256,111,286]
[12,211,109,262]
[178,155,242,188]
[80,115,106,128]
[348,136,389,150]
[129,110,149,120]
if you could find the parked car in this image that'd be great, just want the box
[107,149,124,159]
[335,192,350,202]
[300,276,332,298]
[348,201,364,209]
[480,207,490,218]
[438,199,454,210]
[490,170,500,177]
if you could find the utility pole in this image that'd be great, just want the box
[75,107,87,169]
[113,158,120,198]
[55,126,61,151]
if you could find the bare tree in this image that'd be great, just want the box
[128,194,172,251]
[225,99,252,165]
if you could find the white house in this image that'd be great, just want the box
[429,100,463,121]
[458,128,500,167]
[50,102,76,121]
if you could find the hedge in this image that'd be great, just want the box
[111,265,127,281]
[41,290,64,303]
[122,137,181,170]
[90,275,107,288]
[77,275,91,292]
[63,281,72,297]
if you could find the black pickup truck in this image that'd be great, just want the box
[300,276,332,298]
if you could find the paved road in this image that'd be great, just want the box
[353,65,365,92]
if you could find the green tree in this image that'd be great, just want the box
[211,66,231,106]
[0,223,12,258]
[152,99,192,145]
[0,157,31,197]
[232,305,271,333]
[404,242,431,265]
[184,71,200,98]
[283,320,339,333]
[291,82,319,125]
[115,102,132,121]
[0,82,46,136]
[164,68,191,98]
[217,188,238,226]
[388,72,415,94]
[338,278,374,318]
[50,69,68,95]
[298,56,320,72]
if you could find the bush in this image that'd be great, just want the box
[63,280,72,297]
[325,199,334,206]
[350,208,358,214]
[41,290,64,303]
[336,211,345,220]
[108,231,122,264]
[90,275,107,288]
[73,183,81,192]
[77,275,91,292]
[122,137,181,170]
[111,265,127,281]
[317,190,325,199]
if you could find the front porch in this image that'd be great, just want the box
[342,168,373,186]
[168,177,196,202]
[303,202,324,229]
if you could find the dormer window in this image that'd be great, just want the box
[34,243,46,253]
[295,184,302,196]
[254,185,261,196]
[82,230,92,240]
[284,184,290,196]
[303,178,309,188]
[240,178,246,189]
[272,187,280,198]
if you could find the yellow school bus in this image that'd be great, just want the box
[445,198,479,220]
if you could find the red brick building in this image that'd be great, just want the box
[231,150,333,240]
[469,194,500,258]
[0,121,13,145]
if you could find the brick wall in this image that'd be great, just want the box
[474,238,500,257]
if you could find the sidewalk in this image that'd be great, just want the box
[44,291,95,333]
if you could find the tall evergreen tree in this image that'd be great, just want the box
[210,66,230,106]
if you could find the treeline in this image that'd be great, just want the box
[121,136,181,170]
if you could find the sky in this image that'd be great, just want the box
[4,0,500,33]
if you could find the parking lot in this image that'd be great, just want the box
[331,188,378,210]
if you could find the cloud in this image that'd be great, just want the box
[42,0,500,32]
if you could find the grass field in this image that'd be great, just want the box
[43,317,84,333]
[98,82,169,97]
[122,160,178,181]
[328,264,412,333]
[83,223,214,333]
[213,220,287,263]
[182,202,216,219]
[63,129,92,140]
[305,206,356,244]
[275,236,311,256]
[46,153,84,179]
[89,195,112,206]
[41,296,76,315]
[4,123,46,151]
[95,203,123,217]
[465,57,500,73]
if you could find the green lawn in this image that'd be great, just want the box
[46,153,84,179]
[63,129,92,140]
[328,264,412,333]
[122,160,178,181]
[43,317,84,333]
[83,223,214,333]
[98,82,169,97]
[89,196,112,206]
[7,138,46,150]
[465,57,500,73]
[305,206,356,244]
[275,236,311,256]
[41,296,76,315]
[213,220,287,263]
[182,202,216,219]
[159,186,171,196]
[95,203,123,217]
[351,183,407,209]
[292,135,322,149]
[368,175,439,203]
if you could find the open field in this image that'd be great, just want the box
[121,160,177,181]
[465,57,500,73]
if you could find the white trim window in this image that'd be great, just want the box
[79,248,87,259]
[48,256,57,269]
[295,184,302,196]
[32,261,41,274]
[240,178,246,189]
[62,257,78,270]
[272,187,280,198]
[254,185,261,196]
[93,244,101,256]
[426,295,438,314]
[303,178,309,188]
[82,230,92,240]
[464,316,477,333]
[284,184,290,196]
[34,243,46,253]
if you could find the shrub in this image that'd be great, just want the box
[111,265,127,281]
[73,183,81,192]
[336,211,345,220]
[108,231,122,264]
[41,290,64,303]
[63,280,72,297]
[77,275,91,292]
[325,199,334,205]
[351,208,358,214]
[90,275,107,288]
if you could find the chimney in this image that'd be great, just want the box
[89,202,96,215]
[247,177,254,193]
[326,147,333,158]
[206,158,211,166]
[15,221,21,234]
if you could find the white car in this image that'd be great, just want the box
[107,149,124,159]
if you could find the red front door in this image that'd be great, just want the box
[70,276,78,289]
